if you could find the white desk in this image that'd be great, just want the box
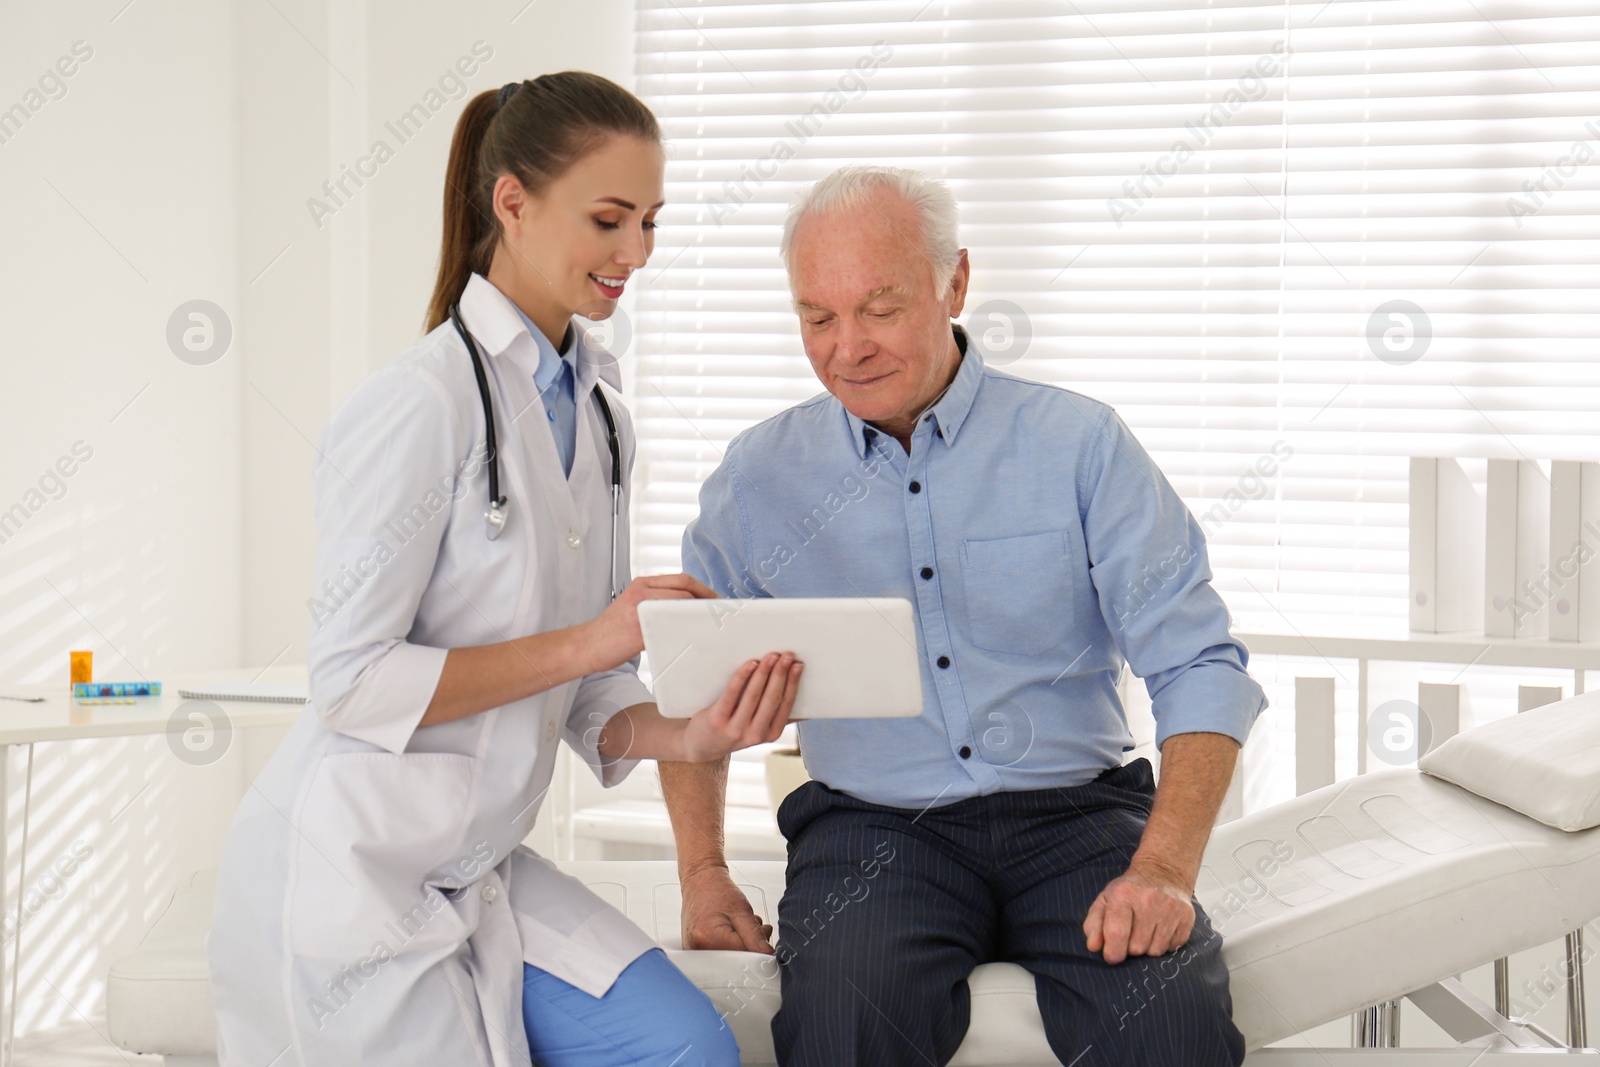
[0,666,305,1065]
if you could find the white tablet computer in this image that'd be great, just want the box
[638,597,924,720]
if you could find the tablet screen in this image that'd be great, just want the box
[639,597,924,720]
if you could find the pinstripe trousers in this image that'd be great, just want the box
[770,759,1244,1067]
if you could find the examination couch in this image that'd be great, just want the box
[108,688,1600,1065]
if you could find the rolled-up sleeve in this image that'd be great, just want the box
[306,367,457,754]
[1079,408,1267,749]
[564,661,652,788]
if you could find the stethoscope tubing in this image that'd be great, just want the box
[449,300,623,599]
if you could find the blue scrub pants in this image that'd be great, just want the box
[522,947,741,1066]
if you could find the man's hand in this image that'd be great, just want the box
[1082,732,1240,965]
[680,867,774,953]
[1082,856,1195,964]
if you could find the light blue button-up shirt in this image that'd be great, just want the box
[682,326,1267,809]
[513,305,578,478]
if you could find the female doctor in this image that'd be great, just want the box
[206,72,799,1067]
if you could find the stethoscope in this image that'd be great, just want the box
[449,302,623,600]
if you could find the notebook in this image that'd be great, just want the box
[176,682,308,705]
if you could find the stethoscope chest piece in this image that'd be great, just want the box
[485,497,509,540]
[451,299,622,594]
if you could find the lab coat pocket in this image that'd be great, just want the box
[960,530,1074,655]
[286,751,479,960]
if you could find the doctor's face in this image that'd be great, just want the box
[787,191,970,439]
[494,134,665,328]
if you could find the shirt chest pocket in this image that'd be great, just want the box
[959,530,1075,656]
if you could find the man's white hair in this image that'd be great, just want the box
[780,165,961,294]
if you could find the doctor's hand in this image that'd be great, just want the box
[1082,856,1196,965]
[588,574,718,667]
[680,652,802,763]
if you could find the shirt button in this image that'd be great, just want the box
[547,409,556,422]
[909,481,922,494]
[480,884,498,903]
[567,531,582,549]
[959,745,972,759]
[920,566,934,580]
[545,720,558,742]
[937,655,951,669]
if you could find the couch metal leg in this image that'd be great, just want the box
[1353,1000,1402,1047]
[1569,927,1589,1049]
[1407,976,1551,1048]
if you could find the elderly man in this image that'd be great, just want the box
[659,165,1266,1067]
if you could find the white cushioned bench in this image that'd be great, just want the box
[106,867,219,1065]
[108,693,1600,1064]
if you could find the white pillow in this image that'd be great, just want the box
[1419,688,1600,832]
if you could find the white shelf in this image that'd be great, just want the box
[1238,631,1600,673]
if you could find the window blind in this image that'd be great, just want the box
[628,0,1600,638]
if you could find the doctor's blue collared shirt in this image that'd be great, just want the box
[513,304,578,478]
[682,326,1267,810]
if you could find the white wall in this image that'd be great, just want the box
[0,0,242,703]
[0,0,246,1037]
[0,0,633,1039]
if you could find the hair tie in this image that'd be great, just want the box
[497,81,523,109]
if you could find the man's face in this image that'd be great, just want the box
[788,191,969,429]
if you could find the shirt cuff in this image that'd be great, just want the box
[311,641,449,755]
[1151,659,1267,750]
[565,671,655,788]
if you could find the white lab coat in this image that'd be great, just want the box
[206,273,659,1067]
